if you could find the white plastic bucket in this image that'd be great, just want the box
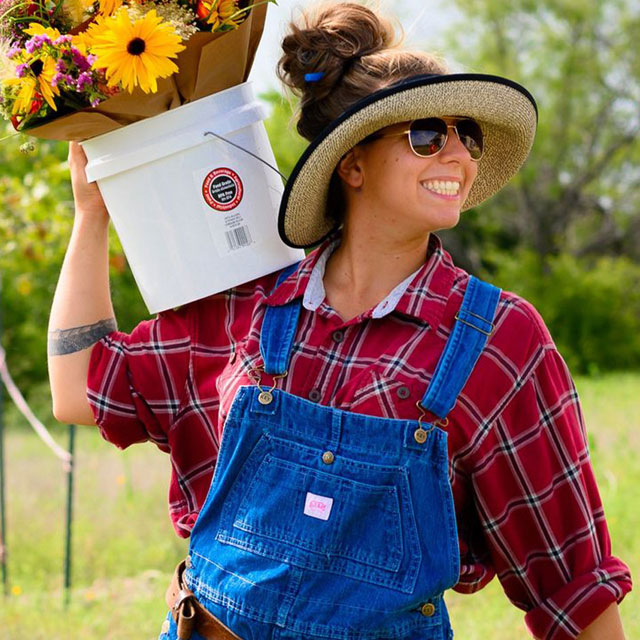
[81,82,305,314]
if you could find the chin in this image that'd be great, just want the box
[420,209,461,233]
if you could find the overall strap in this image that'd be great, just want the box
[260,262,303,374]
[420,276,501,420]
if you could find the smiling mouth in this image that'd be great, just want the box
[420,180,461,197]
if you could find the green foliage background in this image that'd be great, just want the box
[0,1,639,637]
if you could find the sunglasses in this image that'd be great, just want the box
[362,117,484,161]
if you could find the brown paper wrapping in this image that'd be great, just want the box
[22,1,268,141]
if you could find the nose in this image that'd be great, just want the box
[439,126,471,161]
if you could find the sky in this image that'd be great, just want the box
[246,0,463,107]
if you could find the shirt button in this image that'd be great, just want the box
[308,389,321,402]
[420,602,435,617]
[396,385,410,399]
[331,330,345,343]
[185,555,192,568]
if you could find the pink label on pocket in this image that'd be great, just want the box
[304,492,333,521]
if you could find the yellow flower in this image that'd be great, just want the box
[73,15,110,54]
[196,0,240,29]
[24,23,62,40]
[4,55,60,114]
[90,9,185,94]
[11,585,22,596]
[97,0,123,16]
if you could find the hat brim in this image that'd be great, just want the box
[278,73,538,249]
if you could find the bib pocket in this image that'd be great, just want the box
[215,434,422,594]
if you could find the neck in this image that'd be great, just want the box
[323,215,431,303]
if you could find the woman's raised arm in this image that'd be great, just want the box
[47,141,116,425]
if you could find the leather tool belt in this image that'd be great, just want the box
[165,559,241,640]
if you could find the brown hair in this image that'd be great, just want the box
[276,0,450,142]
[276,1,450,227]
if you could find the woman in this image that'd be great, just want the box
[47,2,632,639]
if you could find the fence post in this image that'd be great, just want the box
[63,423,75,607]
[0,272,7,597]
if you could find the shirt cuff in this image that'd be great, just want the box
[524,555,633,640]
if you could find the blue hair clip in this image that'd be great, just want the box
[304,71,325,82]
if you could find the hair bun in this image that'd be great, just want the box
[276,1,449,141]
[277,2,398,100]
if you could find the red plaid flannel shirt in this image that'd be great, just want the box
[87,230,632,639]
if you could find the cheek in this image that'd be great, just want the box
[367,154,413,195]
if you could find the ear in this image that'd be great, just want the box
[335,147,365,189]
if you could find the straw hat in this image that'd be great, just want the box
[278,72,538,249]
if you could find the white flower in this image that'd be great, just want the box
[0,38,18,83]
[125,0,198,40]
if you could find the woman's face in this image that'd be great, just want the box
[337,116,479,236]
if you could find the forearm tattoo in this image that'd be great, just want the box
[48,318,117,356]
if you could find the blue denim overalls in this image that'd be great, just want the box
[160,262,501,640]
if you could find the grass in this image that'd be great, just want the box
[0,373,637,639]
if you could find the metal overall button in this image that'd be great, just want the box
[249,366,288,405]
[322,451,335,465]
[413,400,447,443]
[420,602,435,617]
[413,428,428,444]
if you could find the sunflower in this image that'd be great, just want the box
[4,54,59,114]
[23,23,62,40]
[196,0,241,29]
[97,0,123,16]
[89,9,185,94]
[73,14,110,54]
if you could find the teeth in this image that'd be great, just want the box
[421,180,460,196]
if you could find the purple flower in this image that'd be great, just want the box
[87,54,97,65]
[53,72,74,86]
[91,97,101,107]
[15,63,28,78]
[53,35,72,46]
[25,34,52,53]
[70,47,91,71]
[76,71,93,91]
[7,44,21,58]
[55,60,67,72]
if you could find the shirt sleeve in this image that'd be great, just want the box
[86,305,192,451]
[470,346,633,640]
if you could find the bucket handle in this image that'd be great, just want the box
[203,130,288,184]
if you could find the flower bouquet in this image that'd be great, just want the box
[0,0,271,139]
[0,0,306,315]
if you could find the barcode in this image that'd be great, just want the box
[225,225,252,251]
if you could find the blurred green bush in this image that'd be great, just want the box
[485,249,640,374]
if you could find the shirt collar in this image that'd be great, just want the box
[264,229,456,330]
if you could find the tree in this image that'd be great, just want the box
[431,0,640,269]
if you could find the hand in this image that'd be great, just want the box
[68,141,110,222]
